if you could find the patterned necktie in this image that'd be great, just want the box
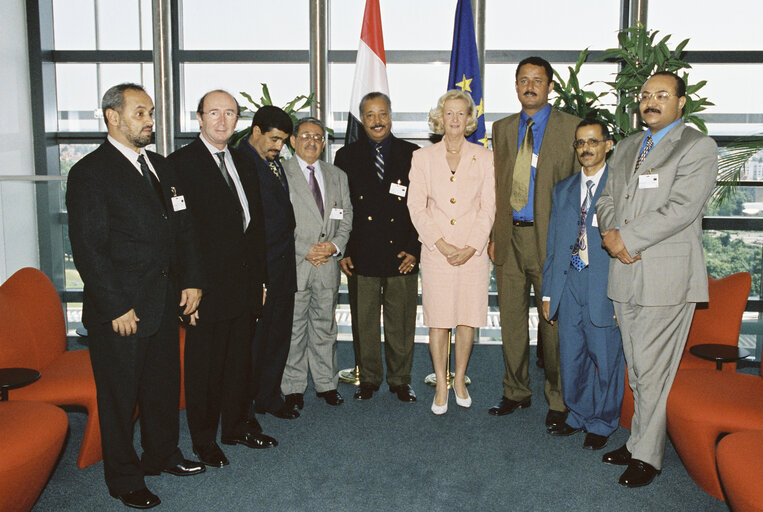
[571,179,595,271]
[137,154,165,211]
[269,160,288,191]
[635,135,653,173]
[307,164,324,218]
[217,152,246,230]
[510,118,535,211]
[374,143,384,182]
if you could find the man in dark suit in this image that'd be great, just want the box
[488,57,581,430]
[236,106,299,419]
[541,119,625,450]
[168,90,277,469]
[66,83,205,510]
[335,92,420,402]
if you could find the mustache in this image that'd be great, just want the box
[581,152,593,158]
[643,107,661,114]
[523,91,537,97]
[371,123,386,130]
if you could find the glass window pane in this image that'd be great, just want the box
[486,1,620,50]
[180,0,309,50]
[649,1,762,50]
[53,0,96,50]
[703,230,762,298]
[95,0,143,50]
[181,63,310,132]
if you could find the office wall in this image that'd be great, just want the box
[0,0,39,282]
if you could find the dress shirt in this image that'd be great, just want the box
[368,134,392,169]
[578,164,606,206]
[199,134,251,229]
[638,119,682,157]
[514,103,552,222]
[107,135,159,180]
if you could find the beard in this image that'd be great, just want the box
[126,130,153,148]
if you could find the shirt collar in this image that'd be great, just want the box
[580,163,606,191]
[645,118,682,147]
[520,103,552,125]
[295,154,321,173]
[199,133,228,160]
[107,134,148,167]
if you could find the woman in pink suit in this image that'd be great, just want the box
[407,89,496,415]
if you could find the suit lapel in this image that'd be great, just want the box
[104,141,165,213]
[639,122,684,174]
[285,157,323,222]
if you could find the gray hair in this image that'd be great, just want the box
[293,116,326,135]
[101,83,146,119]
[359,92,391,115]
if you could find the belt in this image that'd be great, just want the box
[512,220,533,227]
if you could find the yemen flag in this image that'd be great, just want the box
[345,0,389,145]
[448,0,487,147]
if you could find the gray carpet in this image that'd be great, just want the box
[34,342,726,511]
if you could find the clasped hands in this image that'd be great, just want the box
[601,229,641,264]
[436,238,476,266]
[306,242,337,267]
[112,287,202,335]
[339,250,418,277]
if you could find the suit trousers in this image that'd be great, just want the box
[495,225,564,411]
[558,266,625,436]
[250,292,296,413]
[613,300,695,469]
[185,312,250,447]
[281,285,339,395]
[87,288,183,495]
[355,274,418,388]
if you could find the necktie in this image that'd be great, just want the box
[635,135,653,173]
[510,118,535,211]
[269,160,288,191]
[137,154,165,212]
[374,144,384,182]
[571,179,595,271]
[307,165,324,218]
[217,152,246,230]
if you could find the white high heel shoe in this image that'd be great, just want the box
[454,386,472,408]
[431,390,449,415]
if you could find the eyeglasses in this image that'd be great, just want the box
[296,133,325,142]
[573,138,606,149]
[638,91,676,103]
[202,110,238,120]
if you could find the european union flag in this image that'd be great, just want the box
[448,0,486,147]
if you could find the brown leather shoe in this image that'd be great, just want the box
[488,396,531,416]
[619,459,660,487]
[602,444,632,466]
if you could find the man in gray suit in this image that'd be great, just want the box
[596,71,717,487]
[280,117,353,410]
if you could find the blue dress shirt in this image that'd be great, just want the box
[514,104,552,222]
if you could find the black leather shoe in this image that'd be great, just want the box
[583,433,608,451]
[354,385,375,400]
[316,389,344,406]
[145,459,205,477]
[268,404,300,419]
[545,409,568,431]
[244,417,263,434]
[389,384,417,402]
[602,444,632,466]
[285,393,304,410]
[488,396,531,416]
[548,423,581,437]
[109,488,160,509]
[193,442,229,468]
[619,459,660,487]
[221,431,278,449]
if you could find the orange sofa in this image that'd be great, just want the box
[716,430,763,512]
[0,400,68,512]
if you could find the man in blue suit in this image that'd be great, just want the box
[541,118,625,450]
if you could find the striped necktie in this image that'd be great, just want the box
[571,179,595,271]
[635,135,653,173]
[374,143,384,182]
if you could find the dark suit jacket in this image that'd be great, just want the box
[66,140,203,336]
[168,137,267,320]
[235,140,297,297]
[492,109,581,267]
[541,166,615,327]
[334,135,421,277]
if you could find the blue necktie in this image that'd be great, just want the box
[571,179,595,271]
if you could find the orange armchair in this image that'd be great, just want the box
[0,400,68,512]
[0,267,101,468]
[716,430,763,511]
[619,272,751,429]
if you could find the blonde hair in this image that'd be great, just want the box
[428,89,478,136]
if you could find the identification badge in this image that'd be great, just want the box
[531,153,539,168]
[389,182,407,197]
[171,195,186,211]
[638,174,659,189]
[592,213,598,227]
[330,208,344,220]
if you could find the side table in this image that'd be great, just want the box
[0,368,41,401]
[689,344,750,371]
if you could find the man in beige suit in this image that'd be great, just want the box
[596,71,717,487]
[280,117,353,411]
[489,57,580,431]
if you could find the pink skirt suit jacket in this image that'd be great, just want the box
[407,140,496,328]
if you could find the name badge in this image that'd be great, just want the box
[531,153,539,168]
[638,174,659,189]
[389,182,407,197]
[592,213,598,227]
[330,208,344,220]
[170,195,187,211]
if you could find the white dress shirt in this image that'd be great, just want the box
[199,134,251,229]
